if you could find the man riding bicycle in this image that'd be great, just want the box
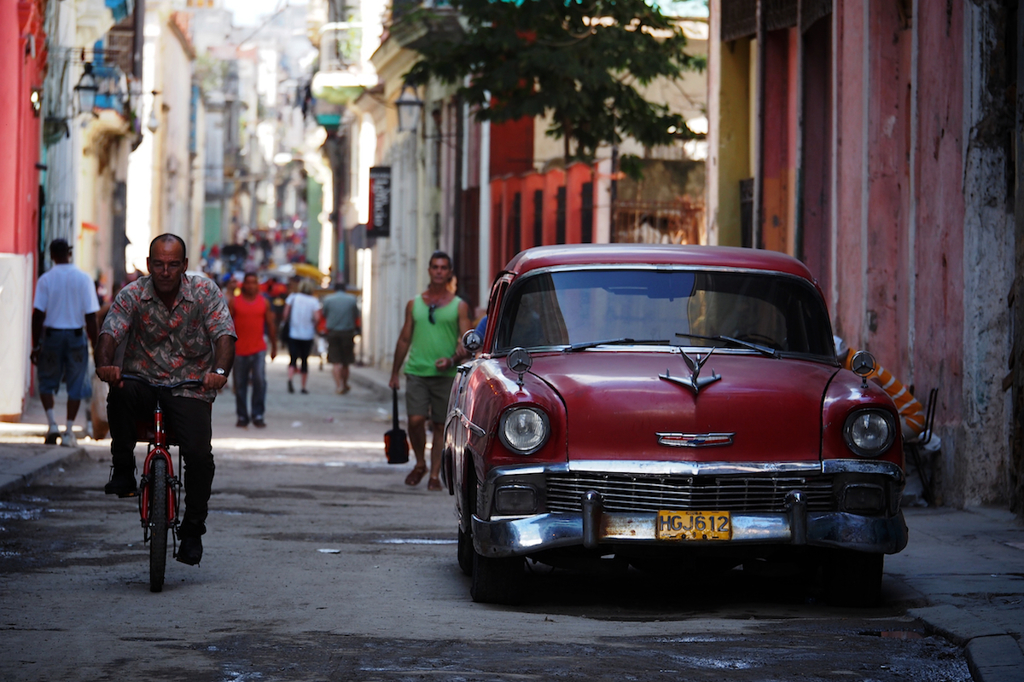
[95,234,236,566]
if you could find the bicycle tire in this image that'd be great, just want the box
[149,456,168,593]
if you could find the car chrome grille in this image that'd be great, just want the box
[545,472,837,514]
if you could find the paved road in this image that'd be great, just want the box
[0,357,976,681]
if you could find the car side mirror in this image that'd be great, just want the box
[462,329,482,353]
[850,350,875,388]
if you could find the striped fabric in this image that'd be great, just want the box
[842,349,925,438]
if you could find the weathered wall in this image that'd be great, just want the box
[832,1,867,343]
[954,0,1015,506]
[1013,0,1024,517]
[912,0,966,495]
[799,16,832,297]
[864,0,911,381]
[760,28,794,254]
[707,4,751,248]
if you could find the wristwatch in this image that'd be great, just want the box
[213,368,227,377]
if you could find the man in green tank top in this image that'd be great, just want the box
[389,252,473,490]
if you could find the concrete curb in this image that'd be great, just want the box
[348,365,394,402]
[965,636,1024,682]
[0,444,89,496]
[909,605,1024,682]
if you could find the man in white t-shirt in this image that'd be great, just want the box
[30,239,100,446]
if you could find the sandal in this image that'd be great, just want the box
[427,477,443,491]
[405,464,427,486]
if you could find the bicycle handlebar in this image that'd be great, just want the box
[121,374,206,390]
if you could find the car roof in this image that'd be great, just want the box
[503,244,818,282]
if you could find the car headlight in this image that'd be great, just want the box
[498,407,550,454]
[843,409,896,457]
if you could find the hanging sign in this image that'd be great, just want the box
[367,166,391,238]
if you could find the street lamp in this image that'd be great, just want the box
[74,62,97,116]
[395,82,423,133]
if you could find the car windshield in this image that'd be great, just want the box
[494,268,835,359]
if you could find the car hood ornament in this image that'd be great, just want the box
[659,348,721,395]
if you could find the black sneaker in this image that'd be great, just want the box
[44,428,59,445]
[236,418,249,428]
[104,468,138,497]
[252,418,266,428]
[176,534,203,566]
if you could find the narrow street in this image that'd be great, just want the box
[0,357,971,681]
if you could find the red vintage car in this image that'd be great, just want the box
[443,244,907,605]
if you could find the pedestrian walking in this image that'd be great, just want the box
[388,251,473,490]
[95,234,236,566]
[320,283,360,394]
[282,278,320,395]
[30,238,100,446]
[229,272,277,428]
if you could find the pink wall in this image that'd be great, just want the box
[913,0,964,418]
[864,0,912,376]
[833,1,867,348]
[761,29,793,253]
[9,1,45,261]
[800,18,833,297]
[0,0,20,253]
[829,0,964,427]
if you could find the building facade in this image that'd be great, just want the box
[707,0,1019,508]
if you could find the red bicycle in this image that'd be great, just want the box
[122,374,203,592]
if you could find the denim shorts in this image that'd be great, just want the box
[37,329,90,400]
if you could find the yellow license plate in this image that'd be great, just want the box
[656,510,732,541]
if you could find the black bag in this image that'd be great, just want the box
[384,387,409,464]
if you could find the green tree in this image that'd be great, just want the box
[406,0,705,176]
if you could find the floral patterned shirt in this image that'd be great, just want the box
[101,274,236,402]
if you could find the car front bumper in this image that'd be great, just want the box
[471,460,909,557]
[473,507,908,557]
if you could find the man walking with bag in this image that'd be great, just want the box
[388,251,473,490]
[30,238,100,446]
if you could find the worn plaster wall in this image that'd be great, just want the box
[706,0,751,247]
[912,0,966,486]
[864,1,912,381]
[954,1,1015,506]
[1013,0,1024,517]
[832,1,867,343]
[760,28,795,255]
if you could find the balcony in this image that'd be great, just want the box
[311,20,378,106]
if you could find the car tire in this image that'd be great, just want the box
[822,549,883,607]
[470,549,524,605]
[457,527,473,577]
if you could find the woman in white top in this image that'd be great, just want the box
[282,279,321,394]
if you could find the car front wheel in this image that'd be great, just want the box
[457,527,473,576]
[470,550,525,605]
[822,549,883,607]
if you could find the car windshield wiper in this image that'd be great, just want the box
[565,338,670,352]
[675,332,779,358]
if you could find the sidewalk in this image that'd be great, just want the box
[1,368,1021,682]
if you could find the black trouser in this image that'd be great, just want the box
[107,382,215,533]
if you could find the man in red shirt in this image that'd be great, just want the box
[228,272,278,428]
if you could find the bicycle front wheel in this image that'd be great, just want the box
[148,456,169,593]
